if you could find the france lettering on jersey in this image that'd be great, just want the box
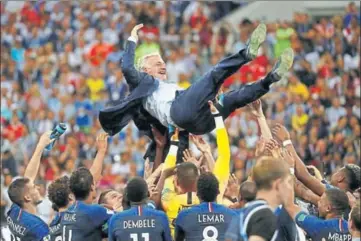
[45,212,64,241]
[60,201,114,241]
[108,205,172,241]
[175,202,237,241]
[6,204,49,241]
[295,211,351,241]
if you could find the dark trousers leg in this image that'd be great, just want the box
[171,50,250,130]
[220,73,276,119]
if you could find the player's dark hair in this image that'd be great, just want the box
[176,162,199,191]
[325,188,350,216]
[197,172,219,202]
[350,203,360,232]
[239,181,257,202]
[344,164,361,192]
[125,177,148,203]
[48,176,71,209]
[69,167,94,200]
[98,189,113,205]
[8,178,30,208]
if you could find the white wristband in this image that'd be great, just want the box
[128,36,138,44]
[215,116,224,129]
[169,145,178,156]
[283,140,292,147]
[290,168,295,175]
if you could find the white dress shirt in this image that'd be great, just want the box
[127,37,184,127]
[143,81,183,127]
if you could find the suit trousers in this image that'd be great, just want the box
[170,53,273,135]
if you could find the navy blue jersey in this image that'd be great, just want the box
[45,212,65,241]
[60,201,114,241]
[6,204,49,241]
[274,206,299,241]
[108,205,172,241]
[295,211,351,241]
[225,200,278,241]
[175,202,237,241]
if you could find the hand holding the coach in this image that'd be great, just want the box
[247,99,264,118]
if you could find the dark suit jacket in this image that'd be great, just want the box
[99,40,187,162]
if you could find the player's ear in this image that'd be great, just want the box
[23,193,31,203]
[68,193,75,202]
[273,178,282,192]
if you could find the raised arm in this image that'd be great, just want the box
[190,135,215,172]
[121,24,144,89]
[151,127,167,171]
[208,101,231,200]
[272,124,326,196]
[247,100,273,139]
[161,130,179,210]
[24,131,52,182]
[294,179,320,205]
[90,133,109,184]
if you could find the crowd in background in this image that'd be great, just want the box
[0,1,360,224]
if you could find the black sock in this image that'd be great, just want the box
[261,72,280,88]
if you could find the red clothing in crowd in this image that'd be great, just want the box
[140,25,160,37]
[223,55,269,87]
[88,43,114,66]
[189,14,208,29]
[21,3,42,26]
[2,123,25,140]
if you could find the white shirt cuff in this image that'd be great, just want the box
[128,36,138,44]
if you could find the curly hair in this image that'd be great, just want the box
[48,176,71,210]
[197,172,219,202]
[125,177,148,203]
[69,167,94,200]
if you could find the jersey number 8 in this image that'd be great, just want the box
[202,226,219,241]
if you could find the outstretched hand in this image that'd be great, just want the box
[191,135,211,154]
[272,124,291,142]
[182,149,201,168]
[96,132,109,151]
[247,100,264,118]
[130,23,144,42]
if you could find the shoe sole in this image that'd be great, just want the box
[276,48,294,77]
[248,23,267,58]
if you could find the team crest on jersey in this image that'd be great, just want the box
[296,213,307,222]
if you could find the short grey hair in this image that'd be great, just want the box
[137,52,162,71]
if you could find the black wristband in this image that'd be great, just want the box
[212,113,222,118]
[224,196,238,203]
[170,141,179,146]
